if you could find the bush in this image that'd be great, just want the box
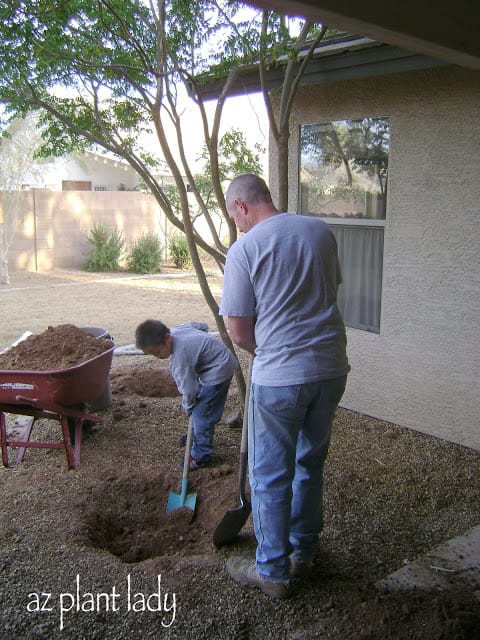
[126,232,163,273]
[169,232,191,269]
[84,223,124,272]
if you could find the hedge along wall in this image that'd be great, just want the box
[0,190,171,272]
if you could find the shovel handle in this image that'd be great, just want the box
[180,477,189,502]
[240,355,253,455]
[239,355,253,488]
[182,415,194,482]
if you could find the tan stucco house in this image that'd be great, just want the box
[204,24,480,451]
[286,42,480,451]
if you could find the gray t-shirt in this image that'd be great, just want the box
[219,213,350,386]
[170,323,238,413]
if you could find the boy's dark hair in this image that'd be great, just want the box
[135,319,170,349]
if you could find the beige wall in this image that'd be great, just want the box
[275,65,480,450]
[2,190,170,271]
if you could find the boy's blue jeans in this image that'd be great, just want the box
[248,375,347,583]
[191,378,232,461]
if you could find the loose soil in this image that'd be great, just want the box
[0,269,479,640]
[0,324,113,371]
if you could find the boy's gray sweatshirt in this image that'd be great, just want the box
[169,322,238,414]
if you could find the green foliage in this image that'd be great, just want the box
[0,0,154,153]
[0,0,320,264]
[195,128,265,219]
[126,232,163,273]
[169,233,191,269]
[84,223,124,272]
[0,1,312,153]
[200,128,264,182]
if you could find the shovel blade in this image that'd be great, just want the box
[212,500,251,548]
[167,477,197,514]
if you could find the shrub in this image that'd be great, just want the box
[126,232,163,273]
[169,232,191,269]
[84,223,124,272]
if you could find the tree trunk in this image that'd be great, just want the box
[277,131,290,211]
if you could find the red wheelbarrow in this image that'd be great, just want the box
[0,341,115,469]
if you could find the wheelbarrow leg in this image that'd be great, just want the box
[73,419,83,468]
[0,411,9,467]
[60,415,81,469]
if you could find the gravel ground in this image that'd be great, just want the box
[0,269,479,639]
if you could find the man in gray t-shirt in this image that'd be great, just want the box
[135,320,238,470]
[219,174,349,599]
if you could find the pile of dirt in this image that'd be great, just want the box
[0,324,112,371]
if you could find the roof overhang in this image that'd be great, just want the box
[197,36,447,101]
[246,1,480,70]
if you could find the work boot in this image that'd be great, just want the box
[226,556,289,599]
[178,455,212,471]
[289,555,313,579]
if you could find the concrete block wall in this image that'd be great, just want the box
[2,190,170,272]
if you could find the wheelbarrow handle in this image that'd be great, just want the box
[16,395,39,405]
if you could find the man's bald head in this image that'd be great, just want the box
[225,174,273,210]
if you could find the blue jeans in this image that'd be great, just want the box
[191,378,232,461]
[248,375,347,583]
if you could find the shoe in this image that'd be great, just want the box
[226,556,289,599]
[178,455,211,471]
[177,434,187,447]
[289,555,313,579]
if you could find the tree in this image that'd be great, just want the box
[195,128,264,251]
[194,11,331,209]
[346,117,389,196]
[0,1,324,395]
[257,15,328,210]
[0,0,271,398]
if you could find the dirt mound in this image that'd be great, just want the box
[0,324,112,371]
[110,362,179,398]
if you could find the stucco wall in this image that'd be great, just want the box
[280,65,480,450]
[2,190,170,272]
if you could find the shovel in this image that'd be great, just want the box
[167,416,197,514]
[213,355,253,547]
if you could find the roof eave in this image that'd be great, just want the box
[195,37,447,101]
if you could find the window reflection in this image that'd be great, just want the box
[299,118,389,220]
[299,117,389,332]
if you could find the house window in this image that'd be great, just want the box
[299,117,390,333]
